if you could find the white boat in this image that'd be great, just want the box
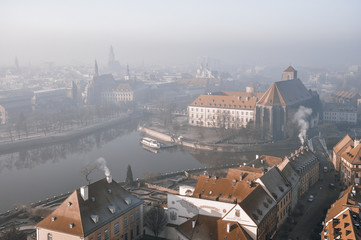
[140,137,161,149]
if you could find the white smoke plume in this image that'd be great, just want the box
[293,106,312,145]
[97,157,110,177]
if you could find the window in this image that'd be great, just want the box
[131,229,134,240]
[137,225,140,235]
[97,232,102,240]
[130,214,134,224]
[47,233,52,240]
[136,209,140,220]
[124,216,128,227]
[104,228,109,240]
[235,209,240,217]
[114,222,120,234]
[125,233,128,240]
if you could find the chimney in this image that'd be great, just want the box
[355,139,360,147]
[252,164,255,168]
[106,175,112,183]
[256,155,259,159]
[227,223,231,233]
[80,186,88,201]
[192,220,196,228]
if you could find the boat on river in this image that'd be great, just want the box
[140,137,161,149]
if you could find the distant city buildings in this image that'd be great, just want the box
[84,60,134,105]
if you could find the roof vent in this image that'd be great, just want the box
[69,223,75,228]
[51,216,57,221]
[125,198,132,205]
[91,215,99,223]
[108,206,116,214]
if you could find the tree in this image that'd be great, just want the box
[125,164,134,186]
[0,223,27,240]
[144,205,167,239]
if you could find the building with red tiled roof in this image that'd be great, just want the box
[321,185,361,240]
[188,91,264,129]
[167,175,277,240]
[333,134,354,171]
[36,177,143,240]
[340,139,361,186]
[226,166,264,182]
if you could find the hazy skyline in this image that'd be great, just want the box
[1,0,361,68]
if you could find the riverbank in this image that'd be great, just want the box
[0,111,142,154]
[139,126,301,153]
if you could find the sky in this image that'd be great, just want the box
[1,0,360,68]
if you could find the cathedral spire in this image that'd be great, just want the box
[94,59,99,77]
[108,45,115,65]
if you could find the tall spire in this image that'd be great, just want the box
[94,59,99,77]
[108,45,115,65]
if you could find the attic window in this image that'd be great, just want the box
[263,202,269,208]
[91,215,99,223]
[91,197,96,202]
[266,197,272,204]
[67,202,72,207]
[125,198,132,205]
[252,213,259,220]
[279,186,284,192]
[108,206,116,214]
[51,216,57,221]
[69,223,75,228]
[256,209,263,215]
[107,189,112,194]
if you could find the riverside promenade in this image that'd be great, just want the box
[0,111,142,153]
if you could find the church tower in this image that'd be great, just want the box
[282,65,297,81]
[94,59,99,77]
[124,64,130,81]
[108,46,115,66]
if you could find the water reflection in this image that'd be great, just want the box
[0,121,138,173]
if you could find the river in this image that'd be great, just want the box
[0,120,292,212]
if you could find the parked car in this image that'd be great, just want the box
[308,195,314,202]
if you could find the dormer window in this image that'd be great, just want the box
[91,215,99,223]
[69,223,75,228]
[51,216,57,221]
[108,206,116,214]
[67,202,72,207]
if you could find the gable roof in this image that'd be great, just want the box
[341,143,361,165]
[257,79,312,107]
[239,185,276,226]
[226,166,263,182]
[258,167,291,202]
[176,215,253,240]
[277,158,300,189]
[192,176,257,203]
[333,134,354,155]
[36,178,143,237]
[284,65,297,73]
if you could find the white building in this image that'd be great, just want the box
[323,103,357,124]
[188,91,263,129]
[100,83,134,104]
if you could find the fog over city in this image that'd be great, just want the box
[1,0,360,67]
[1,1,361,240]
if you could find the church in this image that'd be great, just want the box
[255,66,320,140]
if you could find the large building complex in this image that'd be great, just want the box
[188,66,321,140]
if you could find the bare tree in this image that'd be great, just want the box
[144,205,167,239]
[0,223,27,240]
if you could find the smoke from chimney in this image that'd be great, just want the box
[293,106,312,145]
[97,157,110,177]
